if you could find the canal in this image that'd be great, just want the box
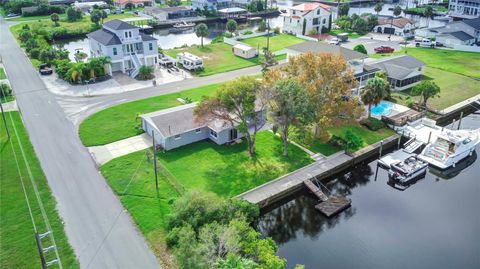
[256,111,480,269]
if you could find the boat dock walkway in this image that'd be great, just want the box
[238,135,400,208]
[304,180,351,217]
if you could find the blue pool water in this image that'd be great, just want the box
[371,101,394,117]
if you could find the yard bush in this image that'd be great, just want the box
[329,135,346,148]
[344,129,364,152]
[0,83,12,98]
[360,117,385,131]
[22,4,65,16]
[29,48,41,59]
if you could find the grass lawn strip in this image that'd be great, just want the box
[164,42,286,76]
[0,112,78,268]
[0,67,6,79]
[239,34,305,52]
[391,67,480,110]
[79,84,221,146]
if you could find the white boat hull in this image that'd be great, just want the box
[419,148,476,169]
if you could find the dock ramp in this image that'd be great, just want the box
[304,180,351,217]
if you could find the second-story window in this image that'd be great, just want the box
[149,43,153,51]
[317,9,320,15]
[322,18,326,24]
[124,32,128,38]
[129,31,132,38]
[113,47,117,55]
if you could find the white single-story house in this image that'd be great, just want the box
[141,103,265,151]
[73,1,108,13]
[364,55,425,91]
[436,31,476,47]
[114,0,153,9]
[374,17,415,38]
[232,43,257,59]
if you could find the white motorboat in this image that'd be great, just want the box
[388,155,428,184]
[418,128,480,169]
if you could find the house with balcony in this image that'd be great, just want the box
[285,41,377,95]
[282,3,331,35]
[448,0,480,19]
[87,19,159,77]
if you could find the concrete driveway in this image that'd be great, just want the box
[88,133,152,166]
[341,34,405,54]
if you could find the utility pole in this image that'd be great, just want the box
[0,102,10,140]
[266,19,270,51]
[35,233,47,269]
[151,131,158,192]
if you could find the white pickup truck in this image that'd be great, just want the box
[415,39,435,48]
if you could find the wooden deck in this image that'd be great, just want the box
[382,109,423,126]
[304,180,351,217]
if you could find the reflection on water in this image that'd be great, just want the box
[257,112,480,269]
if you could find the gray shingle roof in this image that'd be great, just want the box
[103,19,137,30]
[87,29,122,46]
[286,41,368,61]
[142,104,205,137]
[462,17,480,30]
[443,31,475,41]
[368,55,425,80]
[140,33,157,42]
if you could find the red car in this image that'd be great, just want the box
[374,46,395,53]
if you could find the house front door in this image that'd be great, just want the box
[230,129,238,141]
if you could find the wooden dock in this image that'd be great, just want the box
[304,180,351,217]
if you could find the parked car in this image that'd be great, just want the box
[337,33,349,42]
[7,13,18,17]
[374,46,395,53]
[415,39,435,48]
[112,9,124,14]
[435,41,444,47]
[39,64,53,75]
[329,38,340,45]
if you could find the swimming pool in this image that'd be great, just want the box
[371,101,394,117]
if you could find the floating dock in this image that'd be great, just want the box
[304,180,351,217]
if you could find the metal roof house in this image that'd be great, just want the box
[87,19,159,77]
[365,55,425,91]
[141,103,265,151]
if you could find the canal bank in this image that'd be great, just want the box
[256,110,480,269]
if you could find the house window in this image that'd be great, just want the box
[322,18,326,24]
[210,130,217,138]
[124,32,128,38]
[317,9,320,15]
[129,31,132,38]
[149,43,153,51]
[174,134,181,140]
[195,128,201,133]
[113,48,117,55]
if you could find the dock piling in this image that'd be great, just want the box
[428,131,432,144]
[457,112,464,130]
[378,140,384,159]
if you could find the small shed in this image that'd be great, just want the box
[232,44,257,59]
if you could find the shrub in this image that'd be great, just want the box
[136,65,154,80]
[344,129,363,152]
[405,96,414,108]
[329,135,346,148]
[242,30,253,35]
[360,117,384,131]
[0,83,13,99]
[29,48,41,59]
[353,44,368,55]
[53,59,74,80]
[273,26,281,34]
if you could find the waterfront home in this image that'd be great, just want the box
[448,0,480,19]
[285,41,376,93]
[373,17,415,38]
[141,103,266,150]
[143,6,196,21]
[87,19,159,77]
[114,0,153,9]
[192,0,233,11]
[281,3,331,35]
[364,55,425,91]
[415,17,480,44]
[232,44,257,59]
[436,31,476,47]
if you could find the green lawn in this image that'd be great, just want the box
[100,131,312,263]
[329,123,396,147]
[164,42,286,76]
[291,123,395,156]
[0,67,6,79]
[240,34,305,52]
[6,12,136,22]
[79,84,221,146]
[391,67,480,111]
[370,48,480,78]
[330,29,363,39]
[0,112,78,269]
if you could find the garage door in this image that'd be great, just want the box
[383,27,395,34]
[111,62,123,72]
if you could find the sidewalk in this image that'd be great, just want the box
[88,133,152,166]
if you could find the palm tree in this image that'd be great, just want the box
[424,6,433,27]
[361,77,387,118]
[226,19,237,35]
[374,2,383,15]
[137,65,154,80]
[195,23,208,48]
[50,13,60,26]
[87,58,101,79]
[97,56,111,76]
[69,62,86,83]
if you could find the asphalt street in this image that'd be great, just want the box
[0,19,159,269]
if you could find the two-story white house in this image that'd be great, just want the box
[192,0,236,11]
[282,3,331,36]
[87,19,159,77]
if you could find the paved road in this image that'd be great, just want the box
[57,64,266,127]
[0,19,159,269]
